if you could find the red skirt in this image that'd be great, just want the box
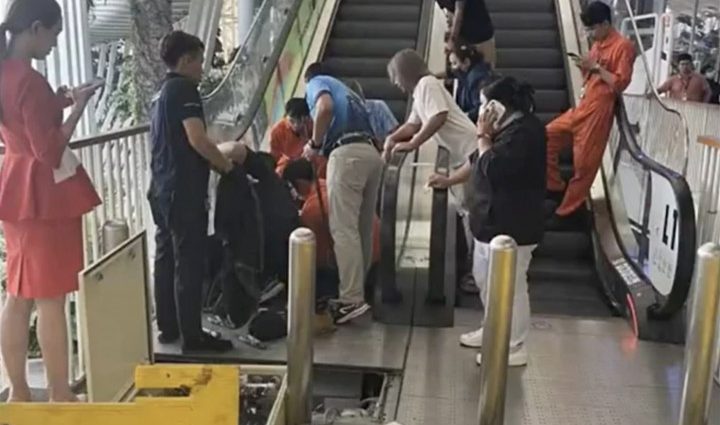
[2,218,84,299]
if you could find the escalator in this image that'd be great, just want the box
[487,0,614,317]
[321,0,423,120]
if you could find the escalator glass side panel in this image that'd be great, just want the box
[203,0,327,147]
[602,99,696,319]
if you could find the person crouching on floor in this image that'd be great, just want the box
[428,77,546,367]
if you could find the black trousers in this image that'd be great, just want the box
[150,197,208,343]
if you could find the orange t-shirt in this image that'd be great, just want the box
[300,180,380,268]
[270,118,327,178]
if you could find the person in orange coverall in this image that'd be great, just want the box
[282,158,380,300]
[269,97,327,178]
[546,1,635,219]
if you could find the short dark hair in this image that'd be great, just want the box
[581,1,612,27]
[677,53,693,63]
[282,158,315,185]
[483,76,536,114]
[285,98,310,119]
[160,30,205,68]
[304,62,325,82]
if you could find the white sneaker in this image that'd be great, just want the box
[460,327,484,348]
[475,344,528,367]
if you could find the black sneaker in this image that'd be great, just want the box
[182,331,234,353]
[332,302,371,324]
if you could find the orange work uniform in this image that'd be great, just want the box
[546,28,635,216]
[300,180,380,269]
[269,118,327,178]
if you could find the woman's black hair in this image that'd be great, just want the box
[0,0,62,120]
[451,43,483,65]
[483,76,536,114]
[0,0,62,61]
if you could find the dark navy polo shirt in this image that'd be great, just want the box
[148,73,209,213]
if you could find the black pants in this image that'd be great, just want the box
[150,198,208,343]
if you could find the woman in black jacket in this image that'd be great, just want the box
[428,77,546,367]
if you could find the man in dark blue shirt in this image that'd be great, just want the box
[303,63,383,324]
[148,31,234,352]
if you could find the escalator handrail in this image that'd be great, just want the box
[613,97,696,317]
[378,0,436,300]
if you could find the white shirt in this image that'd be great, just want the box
[408,75,477,168]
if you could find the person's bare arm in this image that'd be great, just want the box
[311,93,334,147]
[404,111,448,150]
[427,159,471,188]
[450,1,465,44]
[387,122,421,143]
[183,118,233,173]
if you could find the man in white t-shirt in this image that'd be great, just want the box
[385,48,477,169]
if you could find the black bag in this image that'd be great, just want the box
[248,309,287,342]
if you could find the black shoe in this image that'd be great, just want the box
[332,302,371,324]
[182,331,234,353]
[158,331,179,344]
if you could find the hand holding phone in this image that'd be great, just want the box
[477,99,506,137]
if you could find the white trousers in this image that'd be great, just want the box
[473,239,535,348]
[327,143,384,304]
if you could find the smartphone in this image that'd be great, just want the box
[485,99,506,129]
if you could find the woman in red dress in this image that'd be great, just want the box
[0,0,100,402]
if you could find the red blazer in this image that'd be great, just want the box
[0,59,100,221]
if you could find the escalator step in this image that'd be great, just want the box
[323,58,390,78]
[337,5,420,22]
[326,38,417,59]
[495,29,560,49]
[528,257,597,282]
[340,77,405,100]
[495,68,567,89]
[536,112,560,124]
[496,48,564,68]
[385,99,408,122]
[491,12,557,30]
[331,21,418,39]
[529,280,606,303]
[534,89,570,113]
[535,230,592,260]
[486,0,554,13]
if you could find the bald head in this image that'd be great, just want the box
[387,49,430,93]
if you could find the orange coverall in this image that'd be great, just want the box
[546,28,635,216]
[269,118,327,178]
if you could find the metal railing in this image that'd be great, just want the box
[696,136,720,244]
[678,243,720,425]
[0,0,326,388]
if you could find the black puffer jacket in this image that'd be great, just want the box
[467,113,547,245]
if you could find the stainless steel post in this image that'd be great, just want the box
[287,228,316,425]
[477,235,518,425]
[678,243,720,425]
[102,220,129,254]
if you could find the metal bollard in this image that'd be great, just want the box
[287,228,316,425]
[678,243,720,425]
[477,235,517,425]
[102,220,129,254]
